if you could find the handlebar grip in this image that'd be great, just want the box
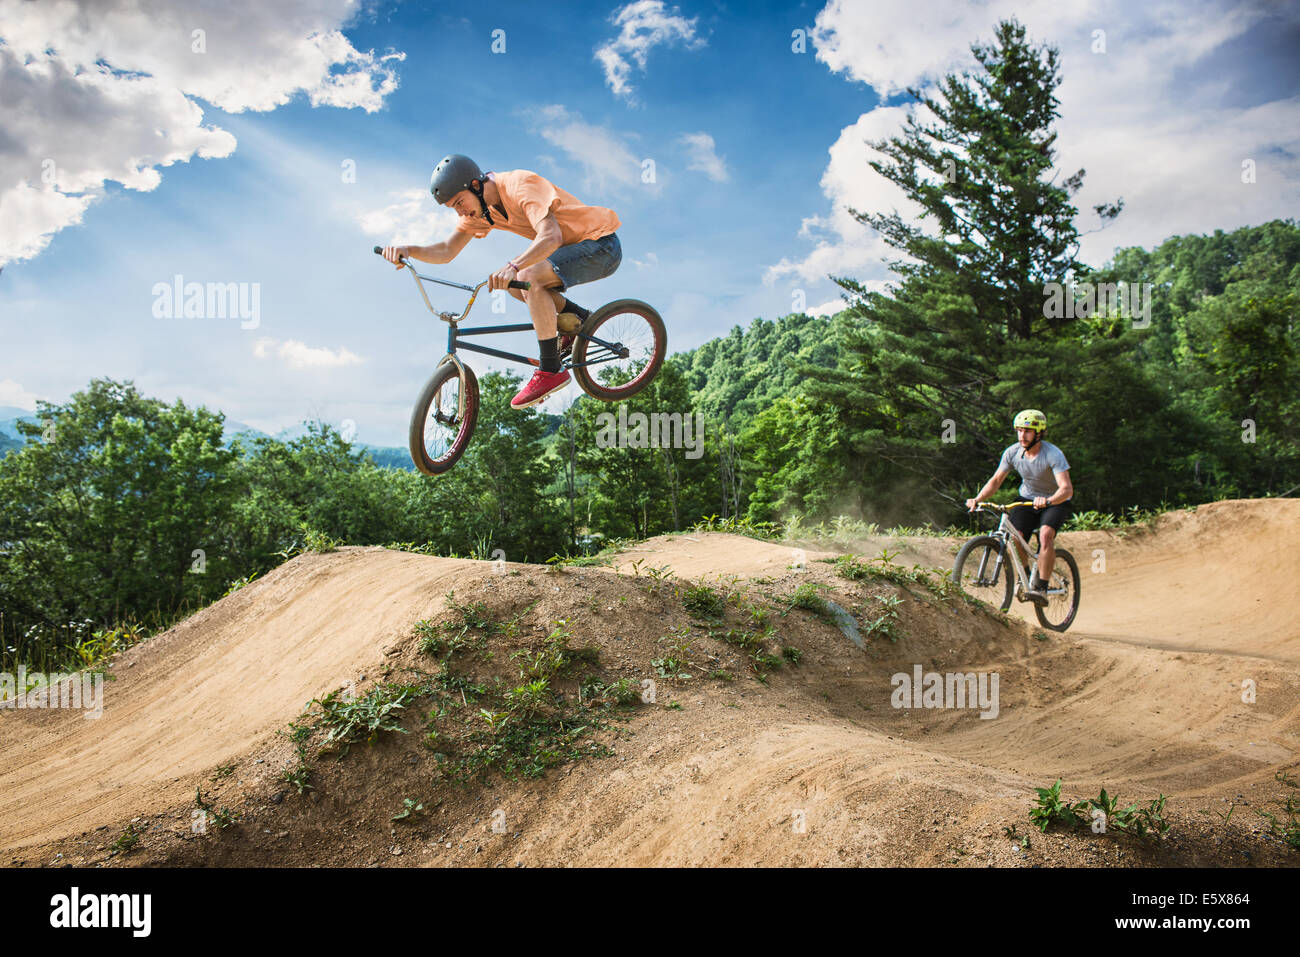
[508,280,531,290]
[374,246,382,255]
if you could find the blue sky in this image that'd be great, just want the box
[2,0,1298,446]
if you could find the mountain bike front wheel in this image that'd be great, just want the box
[571,299,667,400]
[408,362,479,475]
[953,535,1013,611]
[1034,547,1081,632]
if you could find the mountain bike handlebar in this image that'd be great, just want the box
[372,246,530,290]
[972,501,1041,514]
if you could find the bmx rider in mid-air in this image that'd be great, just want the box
[381,154,622,409]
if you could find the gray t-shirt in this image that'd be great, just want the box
[999,441,1071,499]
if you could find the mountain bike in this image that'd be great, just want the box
[375,247,667,475]
[953,501,1081,632]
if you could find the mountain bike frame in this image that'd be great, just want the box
[973,502,1068,600]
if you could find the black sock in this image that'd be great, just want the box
[538,336,561,373]
[562,298,590,321]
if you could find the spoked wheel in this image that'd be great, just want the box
[571,299,667,400]
[1034,547,1081,632]
[953,535,1013,611]
[408,362,479,475]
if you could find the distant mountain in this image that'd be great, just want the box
[217,420,415,470]
[0,407,415,470]
[0,405,40,422]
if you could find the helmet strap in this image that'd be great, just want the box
[469,179,494,225]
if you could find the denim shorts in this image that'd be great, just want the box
[548,232,621,291]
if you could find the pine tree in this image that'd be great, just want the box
[804,18,1125,511]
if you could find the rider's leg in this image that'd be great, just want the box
[1008,500,1035,572]
[514,260,564,368]
[506,286,567,313]
[1037,525,1056,584]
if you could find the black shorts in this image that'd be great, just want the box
[1010,496,1073,541]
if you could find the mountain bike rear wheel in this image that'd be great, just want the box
[571,299,666,400]
[953,535,1013,611]
[408,362,478,475]
[1034,547,1081,632]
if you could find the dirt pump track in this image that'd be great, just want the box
[1,498,1296,867]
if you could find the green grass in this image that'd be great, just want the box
[1255,769,1300,850]
[194,787,241,831]
[312,685,413,756]
[775,582,832,620]
[275,522,344,559]
[651,626,694,680]
[1064,501,1197,533]
[690,514,781,537]
[1029,780,1171,841]
[108,823,141,856]
[391,797,425,822]
[222,572,259,597]
[682,584,725,620]
[863,595,905,642]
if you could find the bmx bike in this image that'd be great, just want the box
[374,246,667,475]
[952,501,1081,632]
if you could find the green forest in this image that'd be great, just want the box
[2,20,1296,671]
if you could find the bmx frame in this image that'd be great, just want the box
[396,255,629,373]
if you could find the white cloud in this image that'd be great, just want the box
[780,0,1300,285]
[355,189,461,243]
[595,0,705,102]
[253,337,363,369]
[678,132,728,182]
[529,105,644,193]
[0,0,404,266]
[632,251,659,269]
[764,107,919,287]
[0,378,42,410]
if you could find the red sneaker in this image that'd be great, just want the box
[511,368,570,408]
[559,334,575,360]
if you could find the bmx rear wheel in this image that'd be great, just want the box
[408,362,479,475]
[1034,547,1081,632]
[953,535,1013,611]
[571,299,667,400]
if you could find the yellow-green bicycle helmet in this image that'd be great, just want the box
[1013,409,1047,431]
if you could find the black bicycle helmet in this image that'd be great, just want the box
[430,154,493,224]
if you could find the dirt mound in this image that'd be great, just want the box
[2,500,1298,867]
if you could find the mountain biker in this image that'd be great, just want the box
[964,409,1074,601]
[380,154,622,409]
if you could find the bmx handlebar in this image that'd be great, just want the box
[373,246,529,290]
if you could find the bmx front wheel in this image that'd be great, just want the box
[408,362,479,475]
[1034,547,1081,632]
[571,299,667,400]
[953,535,1013,611]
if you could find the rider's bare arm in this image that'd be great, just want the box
[967,468,1010,510]
[1044,469,1073,506]
[508,213,563,270]
[382,229,474,268]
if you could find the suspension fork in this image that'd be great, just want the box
[978,531,1011,583]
